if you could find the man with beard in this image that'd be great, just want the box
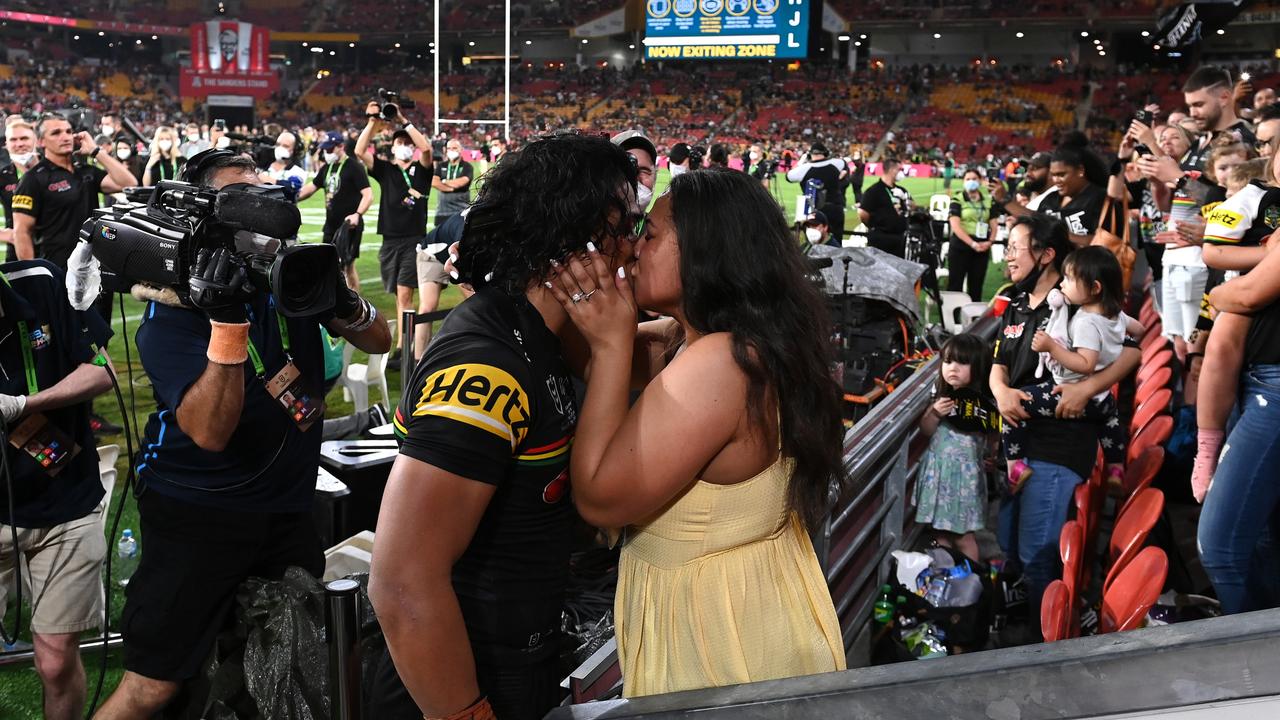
[1183,67,1255,169]
[1018,152,1053,211]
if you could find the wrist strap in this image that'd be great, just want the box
[425,696,495,720]
[207,321,250,365]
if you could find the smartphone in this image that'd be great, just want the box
[1134,143,1154,157]
[1242,72,1253,83]
[1134,109,1154,126]
[214,118,227,130]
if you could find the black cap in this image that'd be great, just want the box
[1029,151,1051,168]
[810,142,830,157]
[612,130,657,163]
[669,142,691,164]
[804,210,829,226]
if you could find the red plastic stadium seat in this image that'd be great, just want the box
[1104,488,1165,592]
[1130,390,1171,436]
[1134,368,1172,406]
[1128,415,1173,464]
[1100,546,1168,633]
[1059,519,1084,608]
[1140,337,1169,365]
[1041,579,1072,642]
[1140,326,1164,350]
[1136,350,1173,384]
[1121,446,1165,515]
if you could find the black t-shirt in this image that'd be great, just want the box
[861,180,909,234]
[394,287,578,654]
[369,157,433,239]
[1038,183,1109,238]
[312,158,370,228]
[435,160,474,218]
[934,385,998,434]
[0,163,23,263]
[791,160,845,208]
[11,159,108,269]
[0,260,112,526]
[993,287,1100,480]
[134,295,324,512]
[1245,300,1280,366]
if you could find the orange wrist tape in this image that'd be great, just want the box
[425,696,495,720]
[207,320,250,365]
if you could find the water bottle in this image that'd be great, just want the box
[116,529,138,587]
[873,584,895,626]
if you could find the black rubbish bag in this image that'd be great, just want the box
[175,567,386,720]
[331,223,357,268]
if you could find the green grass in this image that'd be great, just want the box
[0,169,1005,716]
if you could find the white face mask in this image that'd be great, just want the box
[896,169,907,181]
[101,125,115,137]
[10,151,34,165]
[323,151,339,164]
[804,227,824,242]
[215,135,231,150]
[158,139,173,152]
[188,132,200,141]
[274,146,291,161]
[670,163,688,177]
[393,145,415,162]
[636,183,653,210]
[446,149,460,161]
[963,179,980,192]
[749,151,761,161]
[116,148,131,160]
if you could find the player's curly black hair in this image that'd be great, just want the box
[455,132,638,296]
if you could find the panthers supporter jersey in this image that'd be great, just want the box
[1202,180,1280,248]
[394,286,578,656]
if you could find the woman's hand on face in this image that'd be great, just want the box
[545,243,637,353]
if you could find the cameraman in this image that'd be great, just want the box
[1,258,114,720]
[857,157,912,257]
[297,132,371,290]
[355,100,433,365]
[12,115,137,268]
[94,151,391,719]
[786,142,847,245]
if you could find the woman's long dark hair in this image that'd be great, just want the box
[668,168,846,529]
[455,133,638,295]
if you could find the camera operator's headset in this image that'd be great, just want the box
[180,148,241,185]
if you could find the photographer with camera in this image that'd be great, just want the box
[857,157,912,258]
[432,138,473,229]
[787,143,847,245]
[94,150,391,719]
[12,115,137,269]
[355,98,433,366]
[297,132,371,290]
[0,258,115,720]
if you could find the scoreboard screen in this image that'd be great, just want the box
[642,0,811,61]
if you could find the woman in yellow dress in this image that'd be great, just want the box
[545,167,847,697]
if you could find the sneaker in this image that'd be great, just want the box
[1008,459,1033,494]
[90,413,123,435]
[367,403,390,429]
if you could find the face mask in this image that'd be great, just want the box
[636,183,653,210]
[215,135,231,149]
[446,149,460,161]
[158,139,173,152]
[1012,251,1048,295]
[187,132,200,141]
[393,145,415,162]
[274,146,291,161]
[896,169,907,181]
[323,151,339,164]
[804,227,823,242]
[670,163,688,177]
[116,149,131,160]
[10,151,34,165]
[101,125,115,137]
[963,179,980,193]
[749,152,761,161]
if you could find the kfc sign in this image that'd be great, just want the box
[190,20,270,73]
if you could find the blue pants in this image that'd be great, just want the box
[1198,364,1280,614]
[998,459,1084,631]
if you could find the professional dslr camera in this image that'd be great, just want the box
[376,88,417,121]
[80,179,341,317]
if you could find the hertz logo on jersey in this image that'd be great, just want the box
[412,363,531,449]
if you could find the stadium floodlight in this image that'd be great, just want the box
[151,35,158,40]
[469,41,476,46]
[1016,32,1024,38]
[860,34,867,39]
[98,31,105,36]
[854,41,861,47]
[1217,28,1225,35]
[1099,51,1106,56]
[582,39,589,44]
[526,40,533,45]
[1141,30,1150,37]
[933,33,941,39]
[1080,31,1089,37]
[349,42,356,48]
[837,34,850,42]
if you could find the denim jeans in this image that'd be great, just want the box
[1198,364,1280,614]
[998,459,1084,632]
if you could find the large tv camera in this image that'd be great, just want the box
[376,88,417,121]
[79,180,340,316]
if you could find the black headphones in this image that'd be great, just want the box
[179,148,239,185]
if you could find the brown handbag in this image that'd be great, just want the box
[1092,194,1137,291]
